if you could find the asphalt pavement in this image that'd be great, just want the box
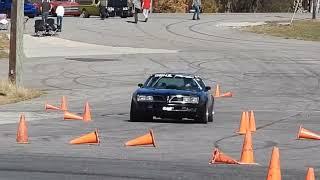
[0,13,319,179]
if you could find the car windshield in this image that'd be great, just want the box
[144,75,201,91]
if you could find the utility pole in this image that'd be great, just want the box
[8,0,24,85]
[312,0,317,19]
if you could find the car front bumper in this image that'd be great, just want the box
[134,101,205,119]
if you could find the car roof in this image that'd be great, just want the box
[151,73,200,79]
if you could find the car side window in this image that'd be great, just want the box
[195,78,206,90]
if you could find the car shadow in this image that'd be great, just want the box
[126,20,137,24]
[126,118,200,124]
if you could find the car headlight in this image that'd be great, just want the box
[183,96,199,104]
[137,95,153,102]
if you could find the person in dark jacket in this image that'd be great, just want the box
[98,0,108,20]
[41,0,52,24]
[192,0,201,20]
[132,0,141,23]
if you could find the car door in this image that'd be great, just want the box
[92,0,99,15]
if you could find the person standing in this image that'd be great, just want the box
[55,5,64,32]
[142,0,151,22]
[192,0,201,20]
[98,0,108,20]
[132,0,141,23]
[41,0,52,24]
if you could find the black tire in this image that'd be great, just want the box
[208,102,214,122]
[142,112,153,122]
[130,101,140,122]
[120,11,127,18]
[109,11,115,17]
[130,101,153,122]
[196,105,208,124]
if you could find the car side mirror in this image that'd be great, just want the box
[205,86,211,91]
[138,83,143,88]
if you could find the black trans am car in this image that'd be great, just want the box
[130,73,214,124]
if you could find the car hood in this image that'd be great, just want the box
[136,88,201,96]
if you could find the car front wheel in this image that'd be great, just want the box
[196,105,208,124]
[130,101,140,122]
[208,102,214,122]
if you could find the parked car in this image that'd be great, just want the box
[130,73,215,124]
[33,2,41,16]
[50,0,81,16]
[33,0,80,16]
[0,0,37,18]
[77,0,100,18]
[107,0,132,18]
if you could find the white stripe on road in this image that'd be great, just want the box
[23,35,178,58]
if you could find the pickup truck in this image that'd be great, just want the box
[77,0,100,18]
[0,0,37,18]
[107,0,132,18]
[77,0,132,18]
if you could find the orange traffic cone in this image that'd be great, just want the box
[306,167,315,180]
[64,111,83,120]
[69,129,100,144]
[45,102,60,111]
[266,147,281,180]
[297,126,320,140]
[239,131,258,165]
[214,84,221,97]
[60,96,68,111]
[17,114,29,144]
[209,148,239,164]
[237,111,249,134]
[83,102,91,122]
[220,92,233,97]
[249,110,256,132]
[125,129,156,147]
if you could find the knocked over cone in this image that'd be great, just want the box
[125,129,156,147]
[69,129,100,145]
[220,92,233,97]
[45,103,60,111]
[297,126,320,140]
[64,111,83,120]
[209,148,239,164]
